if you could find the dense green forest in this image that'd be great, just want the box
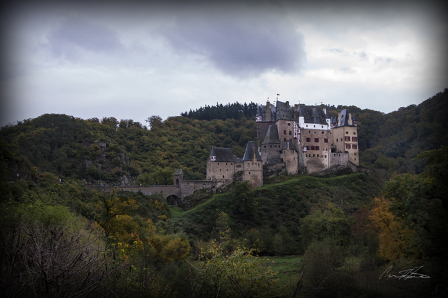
[181,101,259,121]
[1,89,447,297]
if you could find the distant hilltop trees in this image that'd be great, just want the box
[181,102,259,121]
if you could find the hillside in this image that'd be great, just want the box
[2,90,447,297]
[1,89,446,185]
[166,171,387,255]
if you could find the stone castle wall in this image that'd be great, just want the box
[280,148,298,175]
[242,160,263,188]
[276,119,295,148]
[330,152,349,167]
[300,129,332,173]
[206,159,236,181]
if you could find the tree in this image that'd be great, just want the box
[233,181,257,218]
[303,238,344,287]
[0,202,121,298]
[416,146,448,211]
[370,197,418,260]
[146,115,163,129]
[300,203,355,249]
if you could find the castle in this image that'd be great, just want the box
[206,100,359,188]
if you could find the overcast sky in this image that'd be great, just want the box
[1,0,447,127]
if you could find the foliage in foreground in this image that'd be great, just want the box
[0,202,121,297]
[189,229,285,297]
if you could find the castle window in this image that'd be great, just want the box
[313,154,315,157]
[288,123,291,126]
[284,138,286,142]
[317,154,319,157]
[322,131,324,134]
[352,137,358,142]
[346,131,349,134]
[336,139,338,142]
[284,130,286,135]
[311,146,314,150]
[353,132,356,135]
[345,136,350,141]
[264,145,266,148]
[325,155,327,158]
[289,131,291,135]
[223,175,225,178]
[314,138,319,142]
[316,146,319,150]
[249,172,251,174]
[314,125,315,128]
[346,144,351,149]
[322,126,323,128]
[306,137,311,142]
[324,138,328,143]
[353,144,358,149]
[306,125,308,127]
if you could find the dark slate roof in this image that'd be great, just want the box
[262,125,280,145]
[297,105,328,124]
[174,169,183,175]
[257,103,277,121]
[275,101,294,120]
[282,140,296,151]
[338,109,357,126]
[209,147,238,162]
[242,141,262,161]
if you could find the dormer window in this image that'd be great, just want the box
[210,156,216,161]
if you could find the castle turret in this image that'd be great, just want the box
[260,124,281,165]
[174,169,183,185]
[242,141,263,188]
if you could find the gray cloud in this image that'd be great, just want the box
[46,16,124,60]
[328,48,344,53]
[374,56,394,64]
[339,67,356,74]
[157,8,305,78]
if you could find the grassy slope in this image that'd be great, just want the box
[166,171,387,244]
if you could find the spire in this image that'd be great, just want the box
[243,141,262,161]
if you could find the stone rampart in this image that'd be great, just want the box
[86,180,216,199]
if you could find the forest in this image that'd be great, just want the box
[0,89,447,297]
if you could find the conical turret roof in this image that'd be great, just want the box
[262,125,280,145]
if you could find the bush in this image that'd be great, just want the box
[303,238,345,286]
